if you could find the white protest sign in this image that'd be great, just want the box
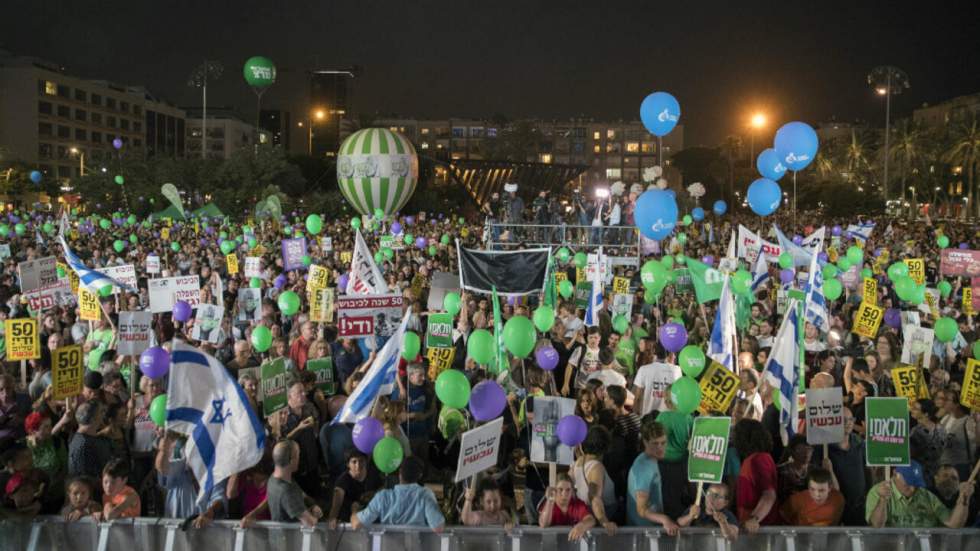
[455,417,504,482]
[530,396,577,466]
[192,304,225,344]
[587,253,613,285]
[0,244,10,260]
[321,237,333,252]
[24,279,75,312]
[244,257,262,278]
[103,264,137,294]
[118,311,153,356]
[145,254,160,274]
[612,293,634,317]
[18,256,58,293]
[737,225,781,264]
[148,276,201,313]
[805,387,845,446]
[901,325,935,369]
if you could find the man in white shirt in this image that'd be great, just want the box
[632,358,681,417]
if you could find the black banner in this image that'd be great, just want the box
[457,246,550,296]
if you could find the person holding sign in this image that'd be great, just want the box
[677,483,739,539]
[461,478,516,531]
[866,460,975,528]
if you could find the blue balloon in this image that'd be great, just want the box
[29,171,41,184]
[713,200,727,216]
[691,207,705,222]
[634,189,678,241]
[774,122,818,171]
[756,148,787,181]
[639,92,681,137]
[747,178,782,216]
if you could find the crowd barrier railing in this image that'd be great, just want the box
[2,518,979,551]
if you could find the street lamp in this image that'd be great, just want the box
[302,108,328,155]
[748,112,766,162]
[868,65,910,204]
[69,147,85,177]
[188,60,224,160]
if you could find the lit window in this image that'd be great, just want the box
[593,131,600,140]
[626,142,640,153]
[606,168,621,179]
[641,143,655,153]
[539,153,552,164]
[421,128,430,135]
[420,142,429,150]
[390,127,398,132]
[607,129,616,139]
[44,81,57,95]
[593,145,601,153]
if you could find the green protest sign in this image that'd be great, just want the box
[865,397,910,466]
[306,358,335,395]
[426,313,454,349]
[260,358,288,417]
[687,416,731,484]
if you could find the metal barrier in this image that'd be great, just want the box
[486,223,641,266]
[2,518,979,551]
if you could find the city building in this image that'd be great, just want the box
[913,92,980,128]
[184,107,270,160]
[815,120,868,144]
[259,109,291,149]
[0,50,186,181]
[307,69,355,157]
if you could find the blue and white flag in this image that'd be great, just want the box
[166,341,265,500]
[764,301,802,446]
[846,221,875,243]
[708,274,737,370]
[584,247,604,327]
[803,242,831,334]
[751,248,770,292]
[773,225,813,267]
[59,235,137,294]
[333,315,411,424]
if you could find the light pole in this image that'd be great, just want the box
[188,60,224,159]
[868,65,910,204]
[69,147,85,176]
[299,108,327,156]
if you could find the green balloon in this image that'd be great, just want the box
[372,436,404,474]
[556,247,570,263]
[837,258,852,272]
[100,219,111,230]
[682,214,693,226]
[678,345,706,378]
[374,208,385,219]
[938,280,952,298]
[533,306,555,333]
[670,376,702,415]
[732,269,752,295]
[402,331,421,361]
[824,278,843,301]
[14,223,25,235]
[846,246,864,265]
[937,235,950,248]
[277,291,301,315]
[438,407,466,440]
[440,234,450,245]
[42,222,53,234]
[443,292,461,316]
[887,261,909,281]
[428,245,437,256]
[822,264,839,279]
[435,369,471,409]
[574,252,587,268]
[467,329,494,364]
[113,240,125,253]
[382,247,394,261]
[306,214,323,235]
[894,275,917,302]
[129,234,138,244]
[503,315,535,358]
[149,394,168,427]
[170,242,180,252]
[675,254,686,265]
[248,237,257,248]
[640,260,668,291]
[250,277,262,289]
[56,266,66,278]
[404,233,414,246]
[778,252,794,270]
[612,314,629,335]
[374,251,384,264]
[242,225,252,234]
[220,241,234,255]
[861,268,873,279]
[677,232,688,245]
[114,175,124,185]
[351,217,362,230]
[935,317,958,343]
[243,56,277,88]
[98,284,113,297]
[558,280,574,298]
[301,255,312,267]
[251,326,273,352]
[219,231,228,240]
[661,256,675,269]
[0,224,8,237]
[644,288,660,304]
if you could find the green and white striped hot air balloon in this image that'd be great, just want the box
[337,128,419,216]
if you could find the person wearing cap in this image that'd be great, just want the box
[866,460,975,528]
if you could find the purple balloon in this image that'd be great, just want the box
[205,226,214,235]
[139,347,170,379]
[173,300,192,322]
[390,222,402,235]
[469,380,507,421]
[818,252,829,263]
[405,216,415,225]
[352,417,384,453]
[701,255,714,266]
[112,138,123,150]
[199,238,208,247]
[831,225,842,236]
[960,243,970,250]
[338,273,349,290]
[535,346,560,371]
[779,269,795,284]
[792,235,803,246]
[658,322,688,353]
[884,308,902,329]
[415,237,427,249]
[556,415,588,447]
[274,274,287,289]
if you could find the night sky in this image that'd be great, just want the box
[3,1,980,146]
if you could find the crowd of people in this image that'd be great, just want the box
[1,193,979,543]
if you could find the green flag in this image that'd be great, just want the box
[688,416,732,484]
[686,258,724,304]
[544,257,558,309]
[492,287,508,375]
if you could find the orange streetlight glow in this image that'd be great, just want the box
[750,112,767,128]
[314,109,326,120]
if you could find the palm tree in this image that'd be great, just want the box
[721,135,742,205]
[943,116,980,218]
[843,129,875,188]
[888,120,927,203]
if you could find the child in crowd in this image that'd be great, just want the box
[677,483,739,540]
[99,458,141,520]
[62,477,100,521]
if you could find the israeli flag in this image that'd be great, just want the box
[166,341,265,500]
[773,225,813,267]
[751,248,770,292]
[764,301,802,446]
[333,315,411,424]
[59,235,137,293]
[708,274,737,370]
[584,247,604,327]
[846,221,876,243]
[803,243,831,334]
